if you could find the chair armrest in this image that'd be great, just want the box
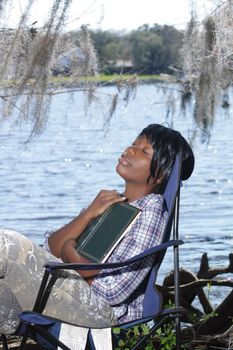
[44,239,183,271]
[31,240,184,315]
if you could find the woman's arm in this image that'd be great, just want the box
[48,209,93,258]
[60,238,99,285]
[48,190,126,258]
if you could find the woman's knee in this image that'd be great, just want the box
[0,282,22,334]
[0,229,45,267]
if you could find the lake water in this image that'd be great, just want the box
[1,83,233,302]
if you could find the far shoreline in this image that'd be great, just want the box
[49,73,177,89]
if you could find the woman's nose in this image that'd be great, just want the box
[125,146,135,156]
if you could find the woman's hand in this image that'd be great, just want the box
[85,190,126,219]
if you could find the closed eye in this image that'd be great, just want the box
[143,149,152,155]
[131,142,152,156]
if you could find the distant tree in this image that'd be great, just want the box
[89,25,183,75]
[151,24,184,71]
[130,27,162,74]
[90,29,132,74]
[130,24,183,74]
[89,30,116,68]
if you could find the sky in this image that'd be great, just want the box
[5,0,216,31]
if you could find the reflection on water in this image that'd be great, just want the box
[1,84,233,298]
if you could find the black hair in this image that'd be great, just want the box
[138,124,195,193]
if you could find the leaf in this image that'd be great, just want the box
[118,339,125,347]
[113,327,121,335]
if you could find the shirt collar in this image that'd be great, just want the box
[129,193,163,210]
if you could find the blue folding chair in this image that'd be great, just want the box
[2,150,194,350]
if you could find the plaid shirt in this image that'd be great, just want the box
[91,193,167,323]
[44,193,167,323]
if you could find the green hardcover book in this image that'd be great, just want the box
[75,202,141,263]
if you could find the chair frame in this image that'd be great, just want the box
[18,239,183,350]
[1,334,8,350]
[1,152,185,350]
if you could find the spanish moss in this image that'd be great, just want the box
[182,0,233,141]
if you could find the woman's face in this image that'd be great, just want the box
[116,135,154,185]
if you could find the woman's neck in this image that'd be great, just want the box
[123,184,153,203]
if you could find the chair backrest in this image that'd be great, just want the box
[142,152,182,317]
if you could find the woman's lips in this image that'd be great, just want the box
[118,154,132,166]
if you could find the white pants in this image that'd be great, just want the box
[0,229,116,335]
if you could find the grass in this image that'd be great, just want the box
[0,73,175,91]
[49,73,174,86]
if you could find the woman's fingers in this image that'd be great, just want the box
[87,190,126,218]
[97,190,124,203]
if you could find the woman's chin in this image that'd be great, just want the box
[116,163,126,178]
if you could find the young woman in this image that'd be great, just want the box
[0,124,194,336]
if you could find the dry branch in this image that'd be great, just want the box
[0,1,103,137]
[160,251,233,347]
[198,252,233,279]
[167,279,233,291]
